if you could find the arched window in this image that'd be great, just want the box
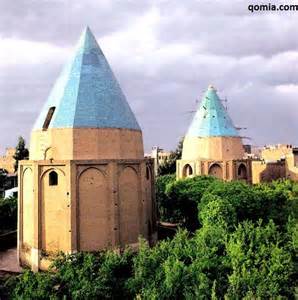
[49,171,58,186]
[183,164,193,178]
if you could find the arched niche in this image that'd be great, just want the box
[40,168,68,252]
[22,168,34,247]
[78,167,109,251]
[208,163,223,179]
[182,164,193,178]
[44,147,54,160]
[238,163,248,180]
[119,166,140,245]
[145,165,153,238]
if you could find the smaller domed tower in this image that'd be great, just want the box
[177,85,251,181]
[18,27,157,271]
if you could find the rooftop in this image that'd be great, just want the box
[33,27,140,131]
[186,85,239,138]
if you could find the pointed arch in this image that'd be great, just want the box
[41,168,68,252]
[238,163,248,180]
[208,163,223,179]
[78,167,109,251]
[119,166,140,245]
[182,164,193,178]
[22,168,34,247]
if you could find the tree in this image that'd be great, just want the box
[198,194,236,229]
[0,168,8,190]
[11,250,134,300]
[226,220,294,298]
[165,176,217,230]
[155,174,176,222]
[0,196,18,232]
[5,178,297,299]
[158,138,183,176]
[13,136,29,172]
[199,179,298,230]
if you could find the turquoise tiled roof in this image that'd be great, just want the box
[33,27,141,131]
[186,86,239,137]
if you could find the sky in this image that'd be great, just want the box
[0,0,298,154]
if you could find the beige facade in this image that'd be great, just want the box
[177,86,251,183]
[177,159,251,182]
[18,128,156,271]
[0,147,16,174]
[30,128,144,161]
[177,135,251,182]
[261,144,293,162]
[182,136,245,161]
[251,145,298,184]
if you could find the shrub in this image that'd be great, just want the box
[165,176,217,230]
[226,220,295,298]
[10,250,134,300]
[198,194,236,229]
[5,178,297,299]
[0,196,17,232]
[199,179,298,230]
[11,270,57,300]
[155,174,177,222]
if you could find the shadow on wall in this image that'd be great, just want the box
[259,161,286,182]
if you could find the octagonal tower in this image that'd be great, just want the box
[18,27,156,271]
[177,85,251,182]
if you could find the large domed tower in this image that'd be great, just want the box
[177,85,251,181]
[18,27,156,271]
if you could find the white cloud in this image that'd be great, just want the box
[0,38,70,66]
[0,0,298,152]
[275,84,298,94]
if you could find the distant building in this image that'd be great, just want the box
[0,148,17,197]
[0,148,16,174]
[176,85,298,184]
[18,27,157,271]
[177,85,251,182]
[148,146,172,175]
[252,144,298,183]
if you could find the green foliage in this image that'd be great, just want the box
[160,175,217,229]
[13,136,29,172]
[155,174,177,222]
[128,230,204,299]
[226,220,294,298]
[199,195,236,229]
[11,270,57,300]
[200,180,260,224]
[199,179,298,230]
[0,196,17,232]
[53,251,133,299]
[10,250,134,300]
[5,178,298,299]
[0,168,8,190]
[158,139,183,176]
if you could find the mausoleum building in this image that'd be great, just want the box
[18,27,156,271]
[177,85,252,182]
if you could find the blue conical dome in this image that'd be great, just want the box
[186,86,239,137]
[33,27,140,131]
